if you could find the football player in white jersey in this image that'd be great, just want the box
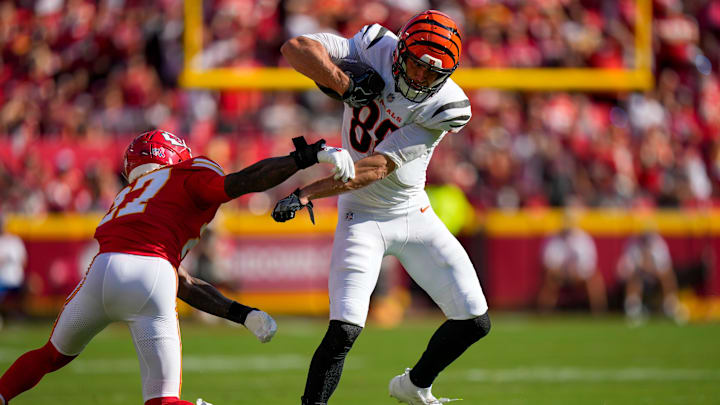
[274,10,490,405]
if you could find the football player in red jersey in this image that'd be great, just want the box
[0,130,355,405]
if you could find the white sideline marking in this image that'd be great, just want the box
[70,354,307,374]
[465,367,720,382]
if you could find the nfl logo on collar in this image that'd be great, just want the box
[345,211,354,221]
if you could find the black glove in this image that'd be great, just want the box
[290,136,326,169]
[272,188,315,224]
[316,60,385,108]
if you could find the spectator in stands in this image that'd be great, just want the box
[537,210,607,314]
[0,214,27,329]
[1,0,720,211]
[617,230,681,323]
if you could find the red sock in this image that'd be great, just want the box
[145,397,194,405]
[0,341,76,402]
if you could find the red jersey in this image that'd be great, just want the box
[94,156,232,269]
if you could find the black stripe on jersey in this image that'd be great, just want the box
[362,26,371,39]
[405,19,462,40]
[449,123,466,128]
[407,40,456,64]
[440,115,471,123]
[406,30,460,54]
[432,100,471,118]
[367,26,389,50]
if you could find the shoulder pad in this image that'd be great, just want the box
[355,24,396,52]
[418,82,472,133]
[188,156,225,176]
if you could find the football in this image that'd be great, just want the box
[315,59,383,100]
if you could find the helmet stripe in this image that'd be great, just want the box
[404,19,462,41]
[405,29,460,54]
[406,40,457,64]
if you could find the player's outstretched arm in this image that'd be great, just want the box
[223,155,300,199]
[281,36,350,96]
[223,136,353,198]
[177,267,277,343]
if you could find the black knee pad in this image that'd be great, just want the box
[472,312,491,340]
[320,320,363,356]
[455,312,491,343]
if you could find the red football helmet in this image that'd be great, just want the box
[123,130,192,181]
[392,10,462,102]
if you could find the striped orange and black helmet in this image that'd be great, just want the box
[392,10,462,102]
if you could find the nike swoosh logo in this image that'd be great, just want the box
[420,205,430,213]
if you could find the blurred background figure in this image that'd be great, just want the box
[183,227,233,323]
[187,228,224,287]
[537,211,607,314]
[0,214,27,329]
[368,256,409,328]
[617,230,682,323]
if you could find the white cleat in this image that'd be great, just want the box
[388,368,460,404]
[196,399,214,405]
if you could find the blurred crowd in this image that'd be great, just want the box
[2,0,720,214]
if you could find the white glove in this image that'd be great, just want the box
[244,310,277,343]
[317,146,355,182]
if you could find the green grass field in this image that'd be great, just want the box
[1,313,719,405]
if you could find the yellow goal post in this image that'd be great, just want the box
[180,0,652,91]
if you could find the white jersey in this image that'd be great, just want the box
[0,233,26,288]
[542,229,598,280]
[304,24,472,213]
[617,233,672,278]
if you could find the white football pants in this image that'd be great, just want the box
[50,252,181,402]
[330,199,488,326]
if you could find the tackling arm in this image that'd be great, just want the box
[281,36,350,95]
[223,156,300,199]
[223,136,344,199]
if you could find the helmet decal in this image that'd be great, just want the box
[420,54,443,68]
[150,147,166,158]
